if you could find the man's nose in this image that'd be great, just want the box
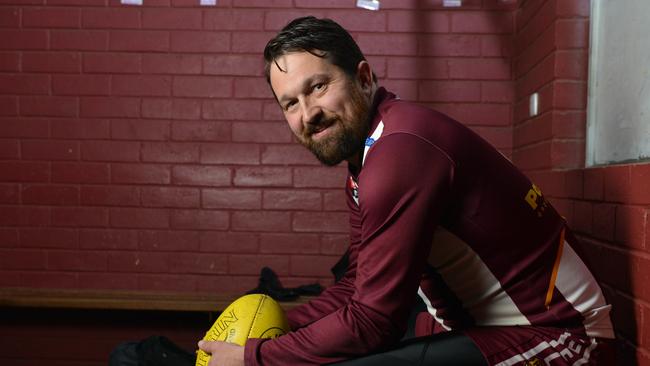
[300,100,322,126]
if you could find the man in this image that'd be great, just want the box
[199,16,615,365]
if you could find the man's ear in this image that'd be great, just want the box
[356,60,374,95]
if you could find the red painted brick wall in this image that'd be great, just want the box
[0,0,515,295]
[513,0,650,364]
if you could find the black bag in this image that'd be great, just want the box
[109,335,195,366]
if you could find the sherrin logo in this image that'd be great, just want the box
[524,183,548,218]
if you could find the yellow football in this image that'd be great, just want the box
[195,294,290,366]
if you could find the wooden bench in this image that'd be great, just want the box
[0,287,309,313]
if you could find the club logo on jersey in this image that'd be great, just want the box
[524,357,543,366]
[348,176,359,206]
[525,183,548,218]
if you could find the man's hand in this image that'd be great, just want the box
[198,340,245,366]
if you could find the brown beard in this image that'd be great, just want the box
[299,81,371,166]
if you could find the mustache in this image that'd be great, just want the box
[304,116,338,136]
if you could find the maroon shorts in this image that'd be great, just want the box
[464,326,616,366]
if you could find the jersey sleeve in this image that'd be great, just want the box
[245,134,455,365]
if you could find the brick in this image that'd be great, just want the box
[80,185,140,206]
[0,249,46,270]
[604,164,631,203]
[52,162,108,184]
[138,273,198,292]
[170,31,229,53]
[382,79,418,101]
[199,231,258,253]
[555,19,588,49]
[83,53,141,74]
[0,228,18,247]
[141,98,172,119]
[169,252,229,275]
[481,81,515,103]
[324,189,347,211]
[48,250,107,271]
[419,80,482,102]
[50,118,110,139]
[0,30,48,50]
[0,138,19,159]
[171,121,230,142]
[451,11,513,34]
[112,75,172,97]
[231,31,279,53]
[108,251,169,273]
[553,81,586,110]
[511,141,552,171]
[321,234,348,255]
[81,140,140,162]
[51,30,108,51]
[449,58,511,80]
[630,164,650,205]
[0,97,17,116]
[139,229,200,252]
[0,74,49,95]
[231,211,290,232]
[556,0,590,17]
[234,0,292,7]
[0,7,19,27]
[20,271,78,288]
[142,187,200,208]
[432,103,511,126]
[80,97,140,118]
[515,0,555,51]
[173,76,232,98]
[632,255,650,304]
[261,144,318,165]
[515,25,555,77]
[550,140,584,170]
[82,8,140,29]
[141,54,201,74]
[22,52,79,73]
[78,272,137,290]
[234,167,292,187]
[201,143,259,165]
[555,50,587,80]
[170,209,229,230]
[109,31,170,52]
[583,167,604,201]
[203,54,264,76]
[142,8,201,30]
[202,99,262,121]
[202,188,261,209]
[229,254,289,276]
[386,57,448,79]
[614,205,646,251]
[22,139,79,161]
[263,190,321,210]
[19,96,79,118]
[0,206,50,226]
[172,98,201,120]
[262,101,285,121]
[290,254,338,277]
[357,33,418,56]
[481,35,514,58]
[293,212,348,233]
[80,229,138,250]
[203,8,264,30]
[112,163,171,184]
[234,77,273,99]
[141,142,199,163]
[23,7,80,28]
[22,184,79,205]
[0,183,19,204]
[19,228,77,249]
[172,165,231,187]
[388,10,448,33]
[110,208,169,229]
[294,167,347,188]
[110,119,169,141]
[592,203,616,242]
[552,111,585,139]
[260,233,319,254]
[52,207,108,227]
[232,122,292,144]
[418,34,482,57]
[0,162,49,182]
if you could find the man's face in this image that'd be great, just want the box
[269,51,371,166]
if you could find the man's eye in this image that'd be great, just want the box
[314,83,325,91]
[285,101,296,110]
